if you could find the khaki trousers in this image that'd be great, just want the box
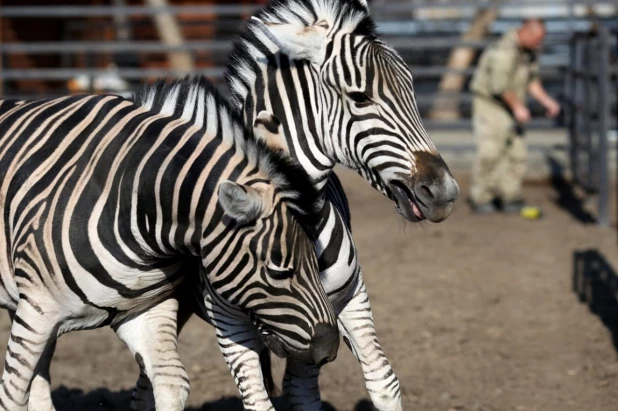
[470,96,527,205]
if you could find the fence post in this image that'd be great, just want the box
[574,37,585,188]
[567,36,578,186]
[597,26,610,227]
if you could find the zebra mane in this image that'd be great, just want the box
[130,76,322,230]
[225,0,376,109]
[254,0,374,32]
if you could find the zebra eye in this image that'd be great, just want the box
[347,92,372,105]
[266,266,295,280]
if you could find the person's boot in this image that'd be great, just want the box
[469,198,497,214]
[502,199,526,213]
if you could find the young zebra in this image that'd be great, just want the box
[223,0,460,409]
[0,78,339,411]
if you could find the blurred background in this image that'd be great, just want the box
[0,1,617,410]
[0,0,616,221]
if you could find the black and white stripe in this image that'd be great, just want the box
[221,1,459,410]
[0,77,338,411]
[27,0,460,409]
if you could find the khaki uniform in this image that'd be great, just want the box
[469,29,540,205]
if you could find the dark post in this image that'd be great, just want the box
[583,36,594,192]
[573,37,585,188]
[597,26,609,227]
[568,36,578,186]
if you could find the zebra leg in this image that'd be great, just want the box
[282,361,323,411]
[130,297,194,411]
[113,298,189,411]
[0,301,59,411]
[337,276,402,411]
[282,275,401,411]
[215,317,274,411]
[7,311,57,411]
[27,341,56,411]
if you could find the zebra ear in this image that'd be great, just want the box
[253,111,288,153]
[218,181,265,223]
[251,17,328,66]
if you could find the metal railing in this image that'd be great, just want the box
[0,2,616,128]
[563,26,617,227]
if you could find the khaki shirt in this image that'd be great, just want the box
[470,29,540,104]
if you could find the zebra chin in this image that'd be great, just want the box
[389,153,459,223]
[389,176,458,223]
[257,322,340,366]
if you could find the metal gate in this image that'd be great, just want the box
[564,26,617,228]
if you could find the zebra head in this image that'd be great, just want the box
[227,0,459,223]
[132,76,338,366]
[210,158,339,366]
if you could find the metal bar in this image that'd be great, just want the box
[354,0,618,12]
[0,68,225,81]
[567,0,575,46]
[612,29,618,243]
[0,41,233,54]
[382,36,567,49]
[0,5,259,18]
[564,69,600,80]
[584,37,595,192]
[574,38,585,191]
[0,40,578,57]
[597,26,610,227]
[567,36,576,188]
[0,66,563,81]
[0,39,489,53]
[1,1,616,18]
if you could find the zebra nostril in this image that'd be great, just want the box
[419,184,433,200]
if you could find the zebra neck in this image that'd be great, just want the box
[127,123,254,259]
[230,48,335,191]
[249,65,337,191]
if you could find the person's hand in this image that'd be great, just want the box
[544,98,561,118]
[513,104,531,124]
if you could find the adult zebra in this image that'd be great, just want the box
[121,0,460,409]
[223,0,460,409]
[26,0,461,409]
[0,78,339,411]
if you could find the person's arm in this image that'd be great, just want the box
[501,90,530,124]
[528,80,560,118]
[489,49,530,124]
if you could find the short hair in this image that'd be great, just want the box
[522,18,546,30]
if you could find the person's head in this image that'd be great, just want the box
[517,18,546,50]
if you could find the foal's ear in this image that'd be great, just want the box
[218,181,265,223]
[251,16,328,66]
[253,111,288,153]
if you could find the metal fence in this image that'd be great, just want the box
[563,26,617,227]
[0,2,617,128]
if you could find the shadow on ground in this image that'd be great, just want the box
[546,155,596,224]
[52,386,375,410]
[573,249,618,355]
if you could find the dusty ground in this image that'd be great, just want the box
[1,158,617,411]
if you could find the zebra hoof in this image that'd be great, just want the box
[130,387,156,411]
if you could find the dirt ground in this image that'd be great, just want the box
[1,164,617,411]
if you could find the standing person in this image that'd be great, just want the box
[468,18,560,214]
